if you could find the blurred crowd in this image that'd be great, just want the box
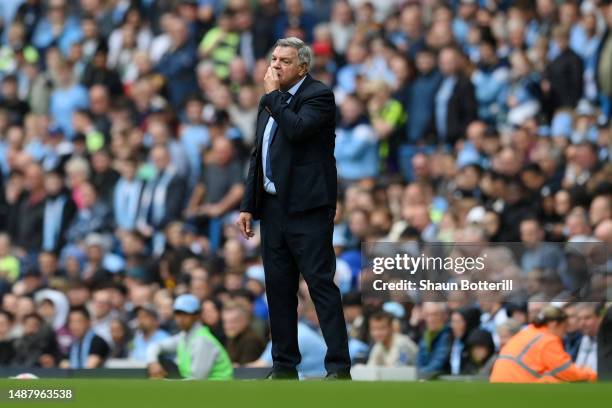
[0,0,610,379]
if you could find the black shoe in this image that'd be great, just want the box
[325,370,352,380]
[265,369,299,380]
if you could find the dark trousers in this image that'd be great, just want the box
[261,192,351,374]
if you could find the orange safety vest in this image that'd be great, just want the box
[490,325,597,383]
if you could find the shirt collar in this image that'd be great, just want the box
[286,75,307,96]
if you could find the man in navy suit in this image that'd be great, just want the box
[237,37,351,380]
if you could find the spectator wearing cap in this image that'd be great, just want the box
[130,304,170,363]
[42,169,76,253]
[62,305,110,369]
[367,310,418,367]
[146,294,233,380]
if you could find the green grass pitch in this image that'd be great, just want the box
[1,379,611,408]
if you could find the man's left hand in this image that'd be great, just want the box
[264,66,280,94]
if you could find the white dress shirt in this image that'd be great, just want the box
[262,75,307,194]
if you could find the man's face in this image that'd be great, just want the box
[423,304,447,332]
[369,318,392,344]
[92,291,112,319]
[439,49,457,76]
[137,310,157,332]
[23,316,41,336]
[68,313,89,339]
[222,309,248,339]
[270,46,306,90]
[520,220,542,247]
[578,308,601,337]
[44,173,63,195]
[416,52,435,74]
[175,312,198,331]
[564,305,579,332]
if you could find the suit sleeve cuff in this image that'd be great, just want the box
[263,90,284,115]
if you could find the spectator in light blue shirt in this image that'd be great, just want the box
[49,62,89,139]
[31,1,83,56]
[471,35,510,124]
[334,94,378,182]
[259,321,327,378]
[131,305,170,363]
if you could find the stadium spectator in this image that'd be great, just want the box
[0,310,15,365]
[490,306,596,383]
[367,310,417,367]
[449,306,481,375]
[460,329,496,376]
[575,302,604,372]
[222,301,266,365]
[130,304,170,363]
[146,294,233,380]
[417,302,451,379]
[63,306,110,369]
[563,302,583,361]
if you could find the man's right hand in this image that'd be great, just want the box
[147,362,167,379]
[236,212,254,240]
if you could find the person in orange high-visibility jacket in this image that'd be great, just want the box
[490,305,597,383]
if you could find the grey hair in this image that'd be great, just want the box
[274,37,312,71]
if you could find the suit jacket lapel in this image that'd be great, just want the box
[255,74,315,149]
[255,106,270,151]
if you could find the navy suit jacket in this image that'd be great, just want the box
[240,74,337,220]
